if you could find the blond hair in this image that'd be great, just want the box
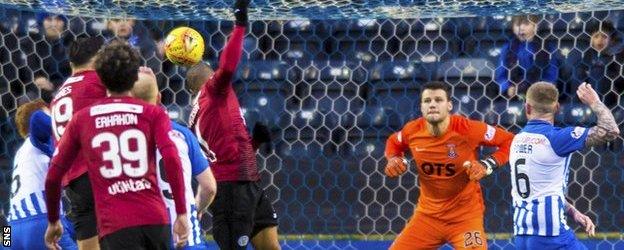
[526,82,559,114]
[15,99,47,138]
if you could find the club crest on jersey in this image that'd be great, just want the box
[571,127,586,139]
[447,144,458,159]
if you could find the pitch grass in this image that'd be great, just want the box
[202,232,623,241]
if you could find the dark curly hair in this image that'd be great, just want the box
[69,35,104,67]
[94,40,141,93]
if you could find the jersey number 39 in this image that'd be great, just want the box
[92,129,148,179]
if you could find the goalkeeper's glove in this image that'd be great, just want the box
[463,157,497,181]
[384,156,408,178]
[234,0,249,27]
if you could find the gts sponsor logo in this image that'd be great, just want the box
[420,162,456,176]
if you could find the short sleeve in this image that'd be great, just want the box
[548,126,589,157]
[152,108,176,150]
[186,131,209,176]
[29,110,53,156]
[173,122,209,176]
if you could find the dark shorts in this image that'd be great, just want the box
[210,181,278,250]
[100,224,171,250]
[65,173,98,240]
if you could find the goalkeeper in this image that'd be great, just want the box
[384,81,514,249]
[186,0,279,249]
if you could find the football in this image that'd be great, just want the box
[164,26,205,66]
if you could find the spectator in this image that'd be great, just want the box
[573,21,623,107]
[105,18,163,91]
[496,15,560,99]
[22,12,72,89]
[105,18,158,60]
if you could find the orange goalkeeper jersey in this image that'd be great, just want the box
[385,115,513,222]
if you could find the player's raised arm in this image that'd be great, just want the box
[463,119,514,181]
[384,131,409,178]
[576,82,620,147]
[210,0,248,93]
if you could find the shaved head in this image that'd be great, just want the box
[131,71,159,104]
[526,82,559,115]
[186,62,213,95]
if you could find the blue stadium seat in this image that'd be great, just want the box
[236,61,291,128]
[437,58,495,86]
[564,103,596,126]
[328,19,379,35]
[351,137,386,158]
[296,60,366,114]
[332,39,379,63]
[240,36,262,62]
[367,61,435,117]
[494,100,525,127]
[402,39,453,62]
[269,36,325,61]
[462,32,510,59]
[357,105,404,130]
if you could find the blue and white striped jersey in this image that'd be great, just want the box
[9,110,59,221]
[9,137,53,221]
[156,121,209,247]
[509,120,589,236]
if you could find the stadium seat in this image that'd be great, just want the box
[461,32,510,59]
[437,58,495,85]
[564,103,596,126]
[269,36,325,61]
[236,61,291,128]
[295,60,366,114]
[357,105,404,130]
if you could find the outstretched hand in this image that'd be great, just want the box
[576,82,600,107]
[234,0,250,26]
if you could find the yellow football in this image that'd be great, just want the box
[164,27,205,66]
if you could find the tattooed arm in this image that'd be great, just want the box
[576,82,620,147]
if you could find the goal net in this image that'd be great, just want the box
[0,1,622,249]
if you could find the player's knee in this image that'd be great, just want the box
[251,227,280,250]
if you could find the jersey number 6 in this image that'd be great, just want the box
[514,158,531,198]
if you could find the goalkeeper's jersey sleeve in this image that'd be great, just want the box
[386,115,513,221]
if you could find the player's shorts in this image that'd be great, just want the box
[210,181,279,250]
[514,229,587,250]
[390,211,487,250]
[8,214,77,250]
[99,224,171,250]
[65,173,98,240]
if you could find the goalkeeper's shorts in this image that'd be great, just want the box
[390,211,487,250]
[209,181,278,250]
